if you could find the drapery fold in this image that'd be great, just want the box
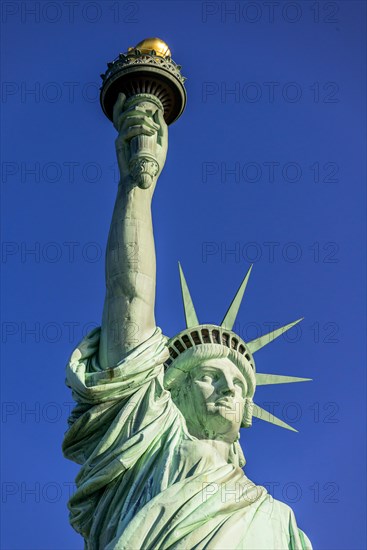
[63,327,312,549]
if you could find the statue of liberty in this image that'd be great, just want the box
[63,39,313,550]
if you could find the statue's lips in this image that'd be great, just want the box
[215,398,235,409]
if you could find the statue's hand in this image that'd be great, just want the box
[113,93,168,191]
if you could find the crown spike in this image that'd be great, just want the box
[221,265,253,330]
[252,404,298,432]
[178,262,199,328]
[256,373,312,386]
[247,318,303,354]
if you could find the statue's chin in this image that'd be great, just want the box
[186,410,240,443]
[207,403,242,425]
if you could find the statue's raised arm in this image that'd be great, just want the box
[98,92,168,368]
[64,38,313,550]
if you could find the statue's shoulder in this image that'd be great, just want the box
[259,493,298,527]
[260,495,312,549]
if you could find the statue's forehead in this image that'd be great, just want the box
[192,358,245,378]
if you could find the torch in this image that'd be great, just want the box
[100,38,187,188]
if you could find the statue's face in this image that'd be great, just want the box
[184,358,247,443]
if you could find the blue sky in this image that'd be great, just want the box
[1,1,366,549]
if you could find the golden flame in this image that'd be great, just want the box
[129,37,171,58]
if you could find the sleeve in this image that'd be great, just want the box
[62,326,171,463]
[62,326,184,539]
[288,507,313,550]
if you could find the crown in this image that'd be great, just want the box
[100,38,187,125]
[163,264,311,432]
[165,323,256,372]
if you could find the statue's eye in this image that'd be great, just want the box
[200,374,213,383]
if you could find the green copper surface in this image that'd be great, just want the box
[247,318,304,353]
[256,373,312,385]
[63,45,312,550]
[178,262,199,328]
[252,404,298,432]
[221,265,253,330]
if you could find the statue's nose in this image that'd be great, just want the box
[221,384,235,397]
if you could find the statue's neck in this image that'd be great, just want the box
[203,439,231,463]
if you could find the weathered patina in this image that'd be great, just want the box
[63,39,312,550]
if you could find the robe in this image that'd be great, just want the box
[63,327,312,550]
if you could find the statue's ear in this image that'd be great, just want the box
[170,373,190,402]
